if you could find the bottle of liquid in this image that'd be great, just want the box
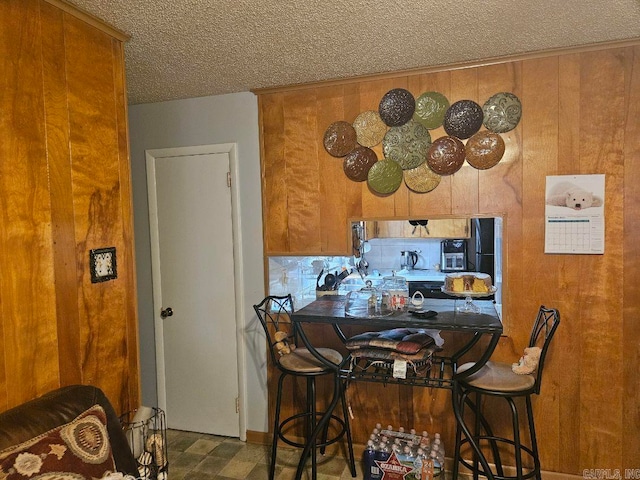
[420,430,431,451]
[375,441,391,464]
[414,448,427,477]
[363,440,377,480]
[432,438,445,466]
[403,445,416,463]
[428,450,442,478]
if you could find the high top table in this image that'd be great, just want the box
[290,296,503,479]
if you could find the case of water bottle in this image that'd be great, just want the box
[363,424,445,480]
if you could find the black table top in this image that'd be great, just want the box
[292,296,503,334]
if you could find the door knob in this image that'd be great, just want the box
[160,307,173,318]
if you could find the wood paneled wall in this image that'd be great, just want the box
[256,41,640,473]
[0,0,139,414]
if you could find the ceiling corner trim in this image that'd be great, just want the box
[251,36,640,96]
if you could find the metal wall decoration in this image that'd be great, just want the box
[322,89,522,196]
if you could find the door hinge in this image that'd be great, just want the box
[235,396,240,413]
[227,171,231,188]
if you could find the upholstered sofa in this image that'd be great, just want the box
[0,384,138,479]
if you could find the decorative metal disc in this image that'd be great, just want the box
[379,88,416,127]
[323,121,357,157]
[404,162,442,193]
[382,119,431,170]
[426,136,466,175]
[343,146,378,181]
[482,92,522,133]
[465,130,506,170]
[352,110,388,147]
[413,91,450,129]
[443,100,484,139]
[367,159,403,195]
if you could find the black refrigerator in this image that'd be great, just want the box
[473,218,495,279]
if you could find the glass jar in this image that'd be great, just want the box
[380,275,409,311]
[345,281,382,317]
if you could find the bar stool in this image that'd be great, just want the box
[452,305,560,480]
[253,295,356,480]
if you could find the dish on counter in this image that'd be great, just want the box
[408,309,438,319]
[441,286,497,297]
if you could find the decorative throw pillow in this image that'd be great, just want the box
[0,405,116,480]
[345,328,436,354]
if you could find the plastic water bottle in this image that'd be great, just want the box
[403,445,416,463]
[363,440,377,480]
[432,437,445,465]
[428,450,442,478]
[420,430,431,450]
[431,443,444,467]
[375,441,391,465]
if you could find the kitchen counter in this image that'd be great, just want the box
[338,269,445,291]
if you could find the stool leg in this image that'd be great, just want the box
[308,377,317,480]
[452,386,464,480]
[452,383,495,480]
[340,379,357,477]
[473,398,504,479]
[473,392,481,480]
[506,397,523,480]
[270,373,287,480]
[525,395,541,480]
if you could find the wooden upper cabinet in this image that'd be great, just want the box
[370,219,471,239]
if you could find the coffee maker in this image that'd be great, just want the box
[441,239,468,272]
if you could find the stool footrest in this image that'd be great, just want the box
[457,436,539,480]
[278,412,347,450]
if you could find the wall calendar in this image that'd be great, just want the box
[544,174,605,254]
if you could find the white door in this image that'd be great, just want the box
[147,147,240,437]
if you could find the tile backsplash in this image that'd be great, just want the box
[365,238,442,272]
[268,239,444,308]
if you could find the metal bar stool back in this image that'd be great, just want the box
[452,305,560,480]
[253,295,356,480]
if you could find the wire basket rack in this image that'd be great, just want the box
[120,407,168,480]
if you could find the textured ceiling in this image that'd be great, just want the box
[67,0,640,105]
